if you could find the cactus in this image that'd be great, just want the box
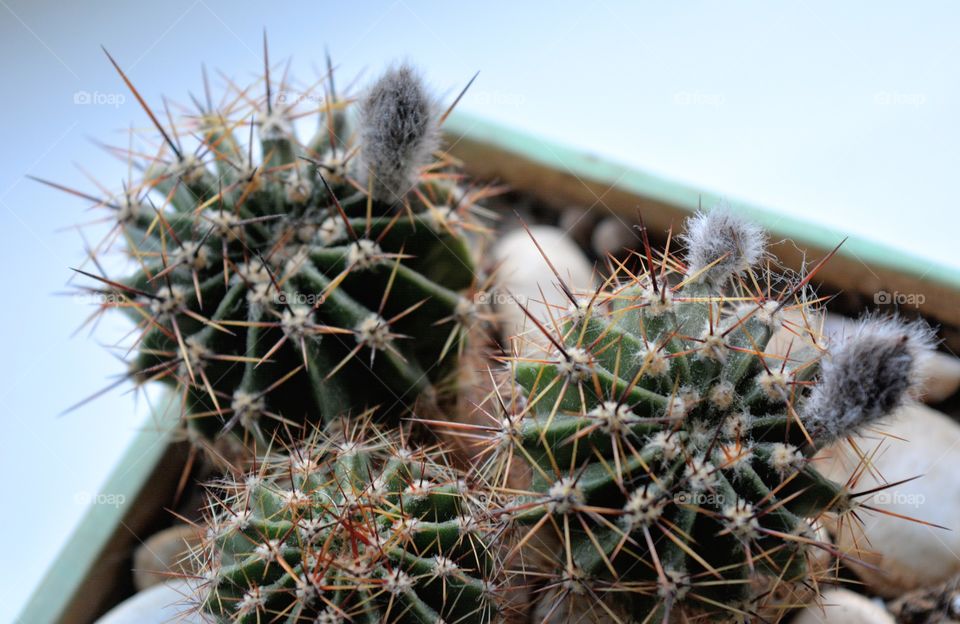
[53,46,488,444]
[484,209,934,621]
[193,420,500,623]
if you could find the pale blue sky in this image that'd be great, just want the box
[3,1,959,620]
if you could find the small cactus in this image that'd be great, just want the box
[483,208,934,621]
[194,421,501,623]
[54,47,489,444]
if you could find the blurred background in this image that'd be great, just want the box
[2,1,959,619]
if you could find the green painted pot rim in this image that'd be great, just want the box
[445,112,960,290]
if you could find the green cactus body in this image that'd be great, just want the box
[494,221,852,620]
[63,53,483,444]
[198,425,498,623]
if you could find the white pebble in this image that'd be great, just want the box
[790,588,894,624]
[133,525,201,591]
[94,580,209,624]
[491,226,594,354]
[590,216,636,258]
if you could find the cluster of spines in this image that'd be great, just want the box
[467,208,934,621]
[52,44,499,445]
[193,420,501,623]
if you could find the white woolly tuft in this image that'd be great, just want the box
[681,207,767,285]
[358,64,440,204]
[803,315,936,442]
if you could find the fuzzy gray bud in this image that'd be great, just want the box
[803,315,936,443]
[681,207,766,285]
[358,64,439,204]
